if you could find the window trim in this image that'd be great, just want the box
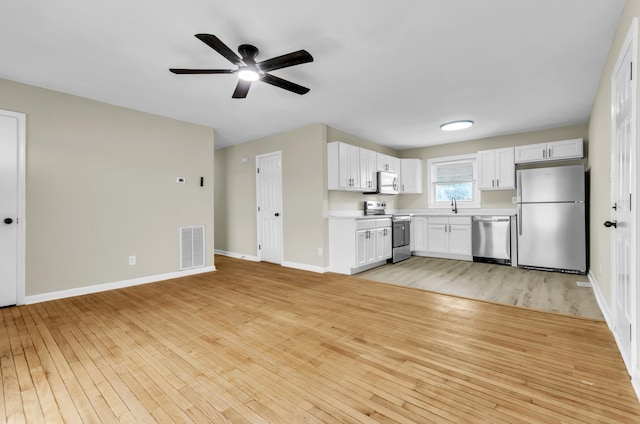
[427,154,481,209]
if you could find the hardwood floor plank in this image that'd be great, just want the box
[1,255,638,422]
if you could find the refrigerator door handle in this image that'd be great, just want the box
[517,203,523,236]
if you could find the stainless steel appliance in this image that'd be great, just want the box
[391,215,411,263]
[364,171,399,195]
[363,200,387,216]
[515,165,586,273]
[363,201,410,263]
[472,216,511,265]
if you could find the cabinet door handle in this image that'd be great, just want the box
[496,179,499,187]
[492,179,495,187]
[548,148,552,158]
[543,149,547,158]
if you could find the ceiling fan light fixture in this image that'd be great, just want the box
[238,68,260,81]
[440,120,474,131]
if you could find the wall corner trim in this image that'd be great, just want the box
[24,266,217,305]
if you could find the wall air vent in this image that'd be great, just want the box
[180,226,205,270]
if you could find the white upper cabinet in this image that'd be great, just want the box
[359,148,378,191]
[399,158,423,194]
[548,138,584,160]
[477,147,515,190]
[514,138,583,163]
[327,142,361,190]
[376,153,399,174]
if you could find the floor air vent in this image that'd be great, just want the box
[180,226,205,270]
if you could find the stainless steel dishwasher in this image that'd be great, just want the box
[472,216,511,265]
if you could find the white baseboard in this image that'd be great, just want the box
[214,249,259,262]
[634,368,640,403]
[282,261,329,274]
[589,270,640,402]
[24,266,216,305]
[215,250,328,273]
[588,270,612,327]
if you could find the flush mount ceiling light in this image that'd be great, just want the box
[440,120,474,131]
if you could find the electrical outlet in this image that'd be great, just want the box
[129,255,136,266]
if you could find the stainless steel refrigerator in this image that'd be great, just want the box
[516,165,586,273]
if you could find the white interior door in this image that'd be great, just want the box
[0,111,24,307]
[256,152,283,264]
[610,18,637,372]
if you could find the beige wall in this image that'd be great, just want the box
[1,79,215,296]
[397,124,588,210]
[588,0,640,374]
[214,124,328,268]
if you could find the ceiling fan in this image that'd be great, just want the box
[170,34,314,98]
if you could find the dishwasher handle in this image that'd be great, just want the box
[472,216,510,222]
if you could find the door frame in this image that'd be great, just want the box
[609,17,638,374]
[1,108,26,305]
[255,151,283,264]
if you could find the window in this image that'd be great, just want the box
[428,154,480,208]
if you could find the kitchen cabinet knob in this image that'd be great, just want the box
[3,218,13,224]
[603,220,617,228]
[274,213,280,217]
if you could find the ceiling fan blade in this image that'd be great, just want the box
[170,68,235,74]
[260,73,310,95]
[258,50,314,72]
[232,80,252,98]
[195,34,244,66]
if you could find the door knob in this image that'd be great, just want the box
[3,218,13,224]
[274,213,280,217]
[603,220,617,228]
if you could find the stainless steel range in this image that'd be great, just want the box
[363,201,411,264]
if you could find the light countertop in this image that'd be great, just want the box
[328,208,517,219]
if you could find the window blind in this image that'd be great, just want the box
[435,161,474,182]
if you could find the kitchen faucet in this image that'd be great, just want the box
[451,196,458,214]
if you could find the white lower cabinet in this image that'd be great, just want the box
[448,223,472,255]
[412,216,428,252]
[375,227,392,261]
[427,219,448,253]
[329,217,392,275]
[413,215,472,260]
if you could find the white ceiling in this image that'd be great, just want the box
[0,0,624,150]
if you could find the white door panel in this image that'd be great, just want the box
[0,114,20,307]
[257,152,283,264]
[610,19,637,372]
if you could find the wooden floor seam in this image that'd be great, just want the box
[1,255,637,423]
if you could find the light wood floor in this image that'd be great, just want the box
[359,257,604,320]
[1,255,638,423]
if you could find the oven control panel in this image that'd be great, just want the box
[364,201,386,215]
